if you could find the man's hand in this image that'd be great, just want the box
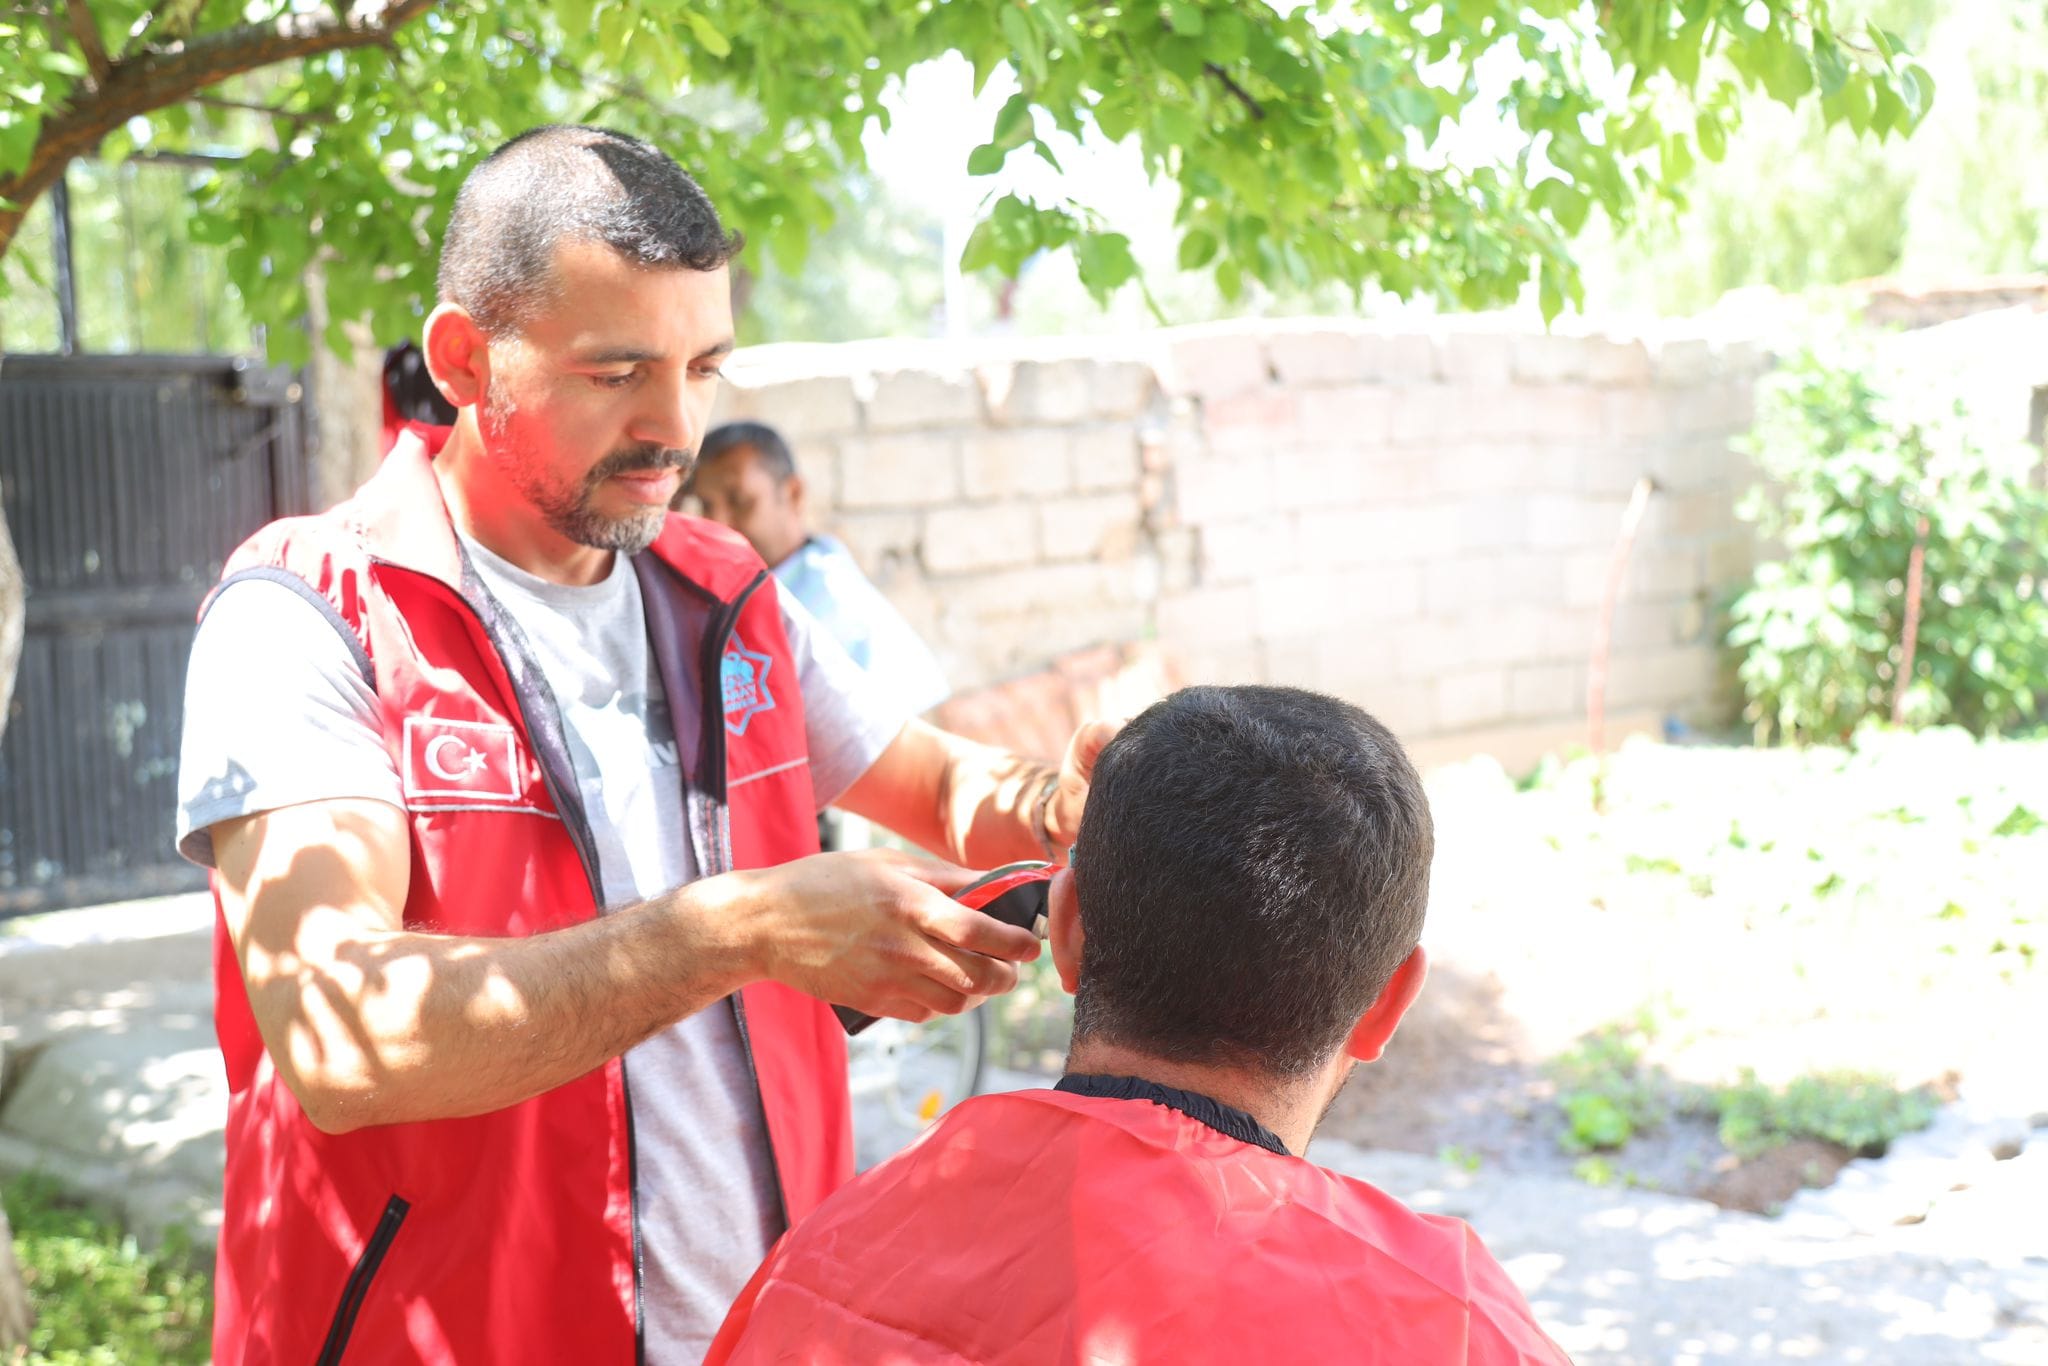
[1041,718,1122,854]
[728,849,1040,1023]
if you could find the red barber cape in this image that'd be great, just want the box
[707,1085,1571,1365]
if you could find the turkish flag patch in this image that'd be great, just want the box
[401,716,521,802]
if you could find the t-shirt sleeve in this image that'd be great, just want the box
[777,581,912,809]
[174,577,404,868]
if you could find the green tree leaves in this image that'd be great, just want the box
[0,0,1932,351]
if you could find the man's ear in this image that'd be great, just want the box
[423,303,490,410]
[1046,867,1082,996]
[783,472,806,514]
[1342,946,1428,1065]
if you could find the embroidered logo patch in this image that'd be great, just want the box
[401,716,520,802]
[722,634,777,737]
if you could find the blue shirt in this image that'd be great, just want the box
[774,535,951,714]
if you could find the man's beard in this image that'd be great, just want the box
[483,389,688,554]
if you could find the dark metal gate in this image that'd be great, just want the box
[0,354,311,914]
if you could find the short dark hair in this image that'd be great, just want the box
[1070,686,1434,1078]
[698,421,797,482]
[438,125,742,333]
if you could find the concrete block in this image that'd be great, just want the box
[1425,557,1503,616]
[866,368,984,431]
[921,502,1038,574]
[1164,329,1271,400]
[1297,504,1454,569]
[840,432,962,507]
[1255,564,1420,637]
[1357,332,1439,384]
[1297,385,1394,445]
[1529,494,1630,551]
[1271,448,1381,508]
[986,359,1096,426]
[934,563,1123,623]
[1576,441,1657,497]
[1603,389,1667,442]
[1669,381,1758,437]
[1090,360,1158,420]
[1509,662,1582,720]
[1605,645,1718,709]
[1651,436,1747,492]
[1585,337,1655,387]
[1352,678,1437,738]
[1645,490,1737,540]
[721,374,861,438]
[1510,334,1597,385]
[1654,337,1718,387]
[1201,386,1299,442]
[1391,386,1452,446]
[828,510,923,571]
[961,429,1075,501]
[1172,454,1276,524]
[1437,667,1511,731]
[1038,492,1141,562]
[1155,584,1258,647]
[1445,494,1527,554]
[1268,328,1368,387]
[1200,517,1298,583]
[1433,331,1514,386]
[1071,426,1144,492]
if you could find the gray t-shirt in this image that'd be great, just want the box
[176,537,908,1361]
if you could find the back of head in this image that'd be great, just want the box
[438,125,741,334]
[1070,685,1434,1078]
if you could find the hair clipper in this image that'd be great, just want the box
[834,860,1055,1036]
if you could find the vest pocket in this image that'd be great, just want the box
[315,1193,410,1366]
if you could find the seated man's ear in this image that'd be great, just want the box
[1343,946,1428,1065]
[1047,868,1082,996]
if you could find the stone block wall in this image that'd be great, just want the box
[711,318,1770,766]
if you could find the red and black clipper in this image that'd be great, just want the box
[834,860,1056,1037]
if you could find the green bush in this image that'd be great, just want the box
[1728,348,2048,743]
[1713,1069,1938,1160]
[3,1174,211,1365]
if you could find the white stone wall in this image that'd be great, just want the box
[712,318,1769,765]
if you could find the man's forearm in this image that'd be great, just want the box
[838,720,1056,869]
[262,880,754,1133]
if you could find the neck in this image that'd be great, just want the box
[1063,1037,1344,1156]
[435,419,614,587]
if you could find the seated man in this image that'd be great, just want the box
[691,420,950,714]
[707,685,1569,1364]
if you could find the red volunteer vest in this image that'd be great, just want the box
[206,428,852,1364]
[707,1088,1572,1365]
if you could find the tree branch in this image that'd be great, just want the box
[64,0,112,86]
[1204,62,1266,120]
[0,0,439,260]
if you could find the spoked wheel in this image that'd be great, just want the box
[847,1004,988,1169]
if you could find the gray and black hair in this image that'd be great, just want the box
[437,125,742,333]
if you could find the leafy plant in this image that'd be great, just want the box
[1711,1069,1938,1160]
[3,1174,211,1365]
[1550,1020,1668,1154]
[1729,347,2048,743]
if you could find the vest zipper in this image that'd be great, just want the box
[313,1194,409,1366]
[699,569,795,1231]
